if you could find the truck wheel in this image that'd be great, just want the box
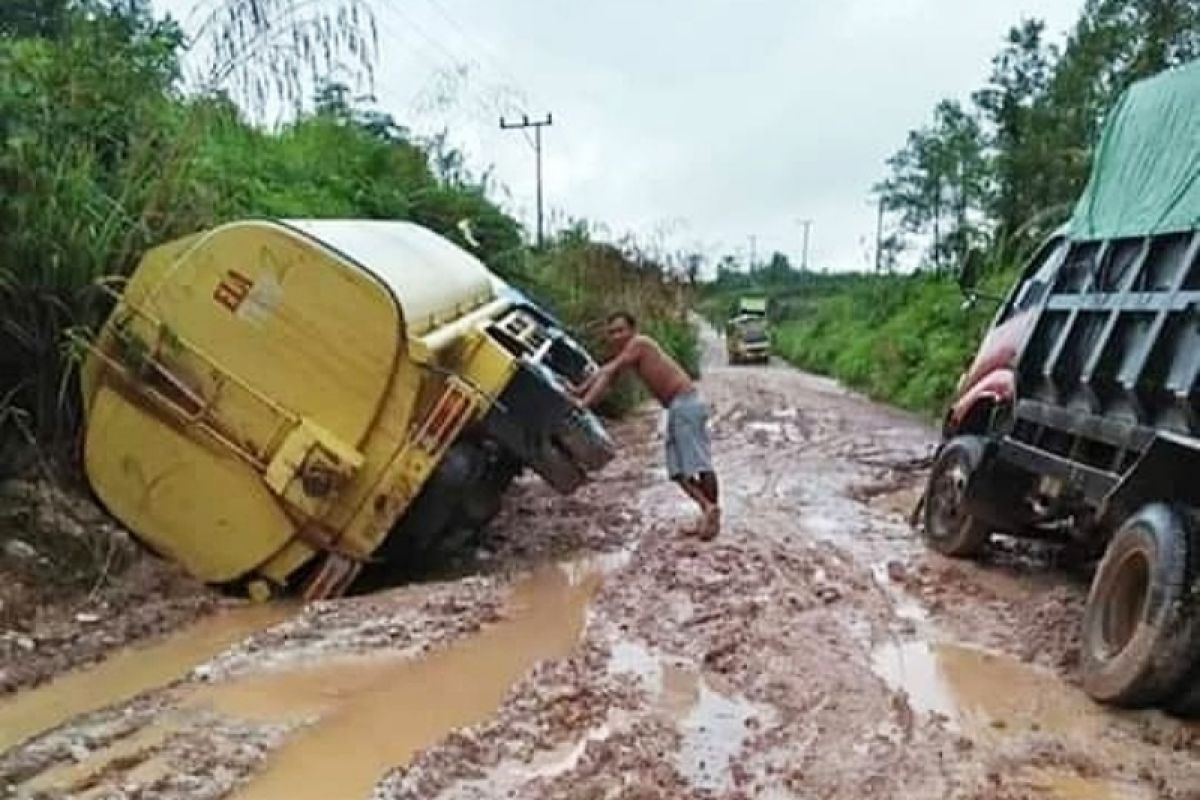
[1167,675,1200,718]
[922,436,992,558]
[1081,504,1200,708]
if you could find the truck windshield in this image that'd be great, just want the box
[740,319,768,342]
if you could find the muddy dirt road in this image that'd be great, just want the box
[3,331,1199,799]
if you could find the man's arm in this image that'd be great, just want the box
[578,364,617,408]
[578,339,642,408]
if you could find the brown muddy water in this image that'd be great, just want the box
[209,556,619,800]
[5,555,626,800]
[0,603,292,753]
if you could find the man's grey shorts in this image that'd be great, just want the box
[665,391,713,480]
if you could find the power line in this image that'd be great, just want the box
[376,2,563,239]
[378,1,527,129]
[419,0,541,115]
[409,0,542,150]
[500,114,553,248]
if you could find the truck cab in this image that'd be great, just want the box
[945,233,1069,437]
[725,297,770,365]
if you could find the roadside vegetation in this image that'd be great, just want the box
[705,0,1200,418]
[0,0,696,476]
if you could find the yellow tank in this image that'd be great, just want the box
[80,220,613,599]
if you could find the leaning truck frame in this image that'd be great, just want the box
[919,58,1200,715]
[79,220,613,601]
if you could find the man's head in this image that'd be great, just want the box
[605,311,638,352]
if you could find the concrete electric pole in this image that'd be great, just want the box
[500,113,553,248]
[874,197,886,273]
[797,219,813,271]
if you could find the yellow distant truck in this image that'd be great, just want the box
[79,219,613,600]
[725,297,770,364]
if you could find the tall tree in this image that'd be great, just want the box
[0,0,71,39]
[972,19,1060,241]
[877,100,990,271]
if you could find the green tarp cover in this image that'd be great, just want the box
[1069,59,1200,240]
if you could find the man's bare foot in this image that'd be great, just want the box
[698,505,721,541]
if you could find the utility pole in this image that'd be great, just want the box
[797,219,813,271]
[748,235,757,272]
[500,113,553,248]
[874,197,885,273]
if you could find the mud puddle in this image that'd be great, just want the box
[607,638,764,792]
[176,554,626,800]
[871,638,1119,740]
[0,603,292,753]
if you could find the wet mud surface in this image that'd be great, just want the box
[0,479,220,697]
[3,330,1199,799]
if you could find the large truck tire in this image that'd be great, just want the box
[921,436,992,558]
[1164,509,1200,718]
[1081,504,1200,708]
[1167,674,1200,718]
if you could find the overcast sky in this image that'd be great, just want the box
[159,0,1085,273]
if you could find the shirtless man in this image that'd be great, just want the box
[574,311,720,538]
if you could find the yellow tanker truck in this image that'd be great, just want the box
[79,219,613,600]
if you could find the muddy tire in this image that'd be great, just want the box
[1167,675,1200,718]
[1164,512,1200,718]
[921,436,992,558]
[1081,504,1200,708]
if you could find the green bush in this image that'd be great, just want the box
[767,269,1017,418]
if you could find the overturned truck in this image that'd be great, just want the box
[922,60,1200,715]
[80,220,613,600]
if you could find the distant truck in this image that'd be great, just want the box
[725,297,770,364]
[919,61,1200,716]
[79,220,613,600]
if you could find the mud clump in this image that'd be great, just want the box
[893,555,1087,676]
[376,643,649,799]
[0,477,217,696]
[199,577,504,681]
[1012,587,1084,672]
